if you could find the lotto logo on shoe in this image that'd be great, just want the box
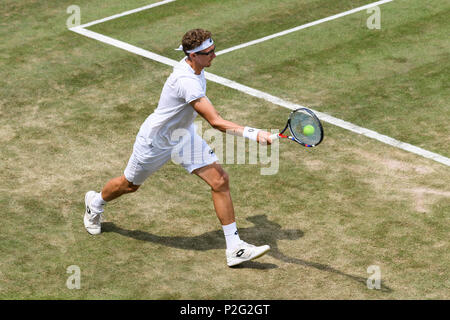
[236,249,245,257]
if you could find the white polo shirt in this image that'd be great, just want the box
[133,57,207,161]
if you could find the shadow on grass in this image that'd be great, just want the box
[102,214,391,292]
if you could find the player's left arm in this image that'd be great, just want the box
[190,97,242,135]
[190,97,272,144]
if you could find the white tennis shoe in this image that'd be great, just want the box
[226,241,270,267]
[83,191,103,235]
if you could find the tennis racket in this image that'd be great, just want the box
[270,108,324,147]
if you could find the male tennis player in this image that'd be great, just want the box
[84,29,272,267]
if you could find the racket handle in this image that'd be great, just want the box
[269,133,280,141]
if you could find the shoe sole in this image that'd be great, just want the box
[227,245,270,267]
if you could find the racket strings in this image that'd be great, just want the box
[289,110,322,146]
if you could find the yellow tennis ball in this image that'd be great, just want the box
[303,125,315,136]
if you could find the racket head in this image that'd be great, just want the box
[287,108,324,147]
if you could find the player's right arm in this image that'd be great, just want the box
[190,97,272,144]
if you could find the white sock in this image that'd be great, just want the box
[222,222,242,250]
[91,192,107,212]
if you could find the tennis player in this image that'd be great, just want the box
[84,29,272,267]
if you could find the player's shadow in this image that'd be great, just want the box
[102,214,391,292]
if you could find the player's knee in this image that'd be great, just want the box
[127,182,140,193]
[120,176,140,193]
[211,171,229,192]
[127,183,140,193]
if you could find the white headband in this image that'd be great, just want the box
[175,38,214,54]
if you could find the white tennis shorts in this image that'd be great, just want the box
[124,132,218,185]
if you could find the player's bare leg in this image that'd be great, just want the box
[84,176,139,235]
[193,162,270,266]
[101,175,140,202]
[193,162,235,225]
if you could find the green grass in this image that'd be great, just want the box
[208,0,450,157]
[1,0,449,299]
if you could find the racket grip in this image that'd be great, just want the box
[269,133,280,141]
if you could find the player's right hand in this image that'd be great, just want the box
[257,131,273,145]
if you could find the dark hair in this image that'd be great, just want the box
[181,29,212,56]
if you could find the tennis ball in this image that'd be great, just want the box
[303,125,315,136]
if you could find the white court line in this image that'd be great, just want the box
[69,0,450,167]
[216,0,393,55]
[70,27,450,167]
[78,0,176,29]
[205,73,450,166]
[70,26,178,67]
